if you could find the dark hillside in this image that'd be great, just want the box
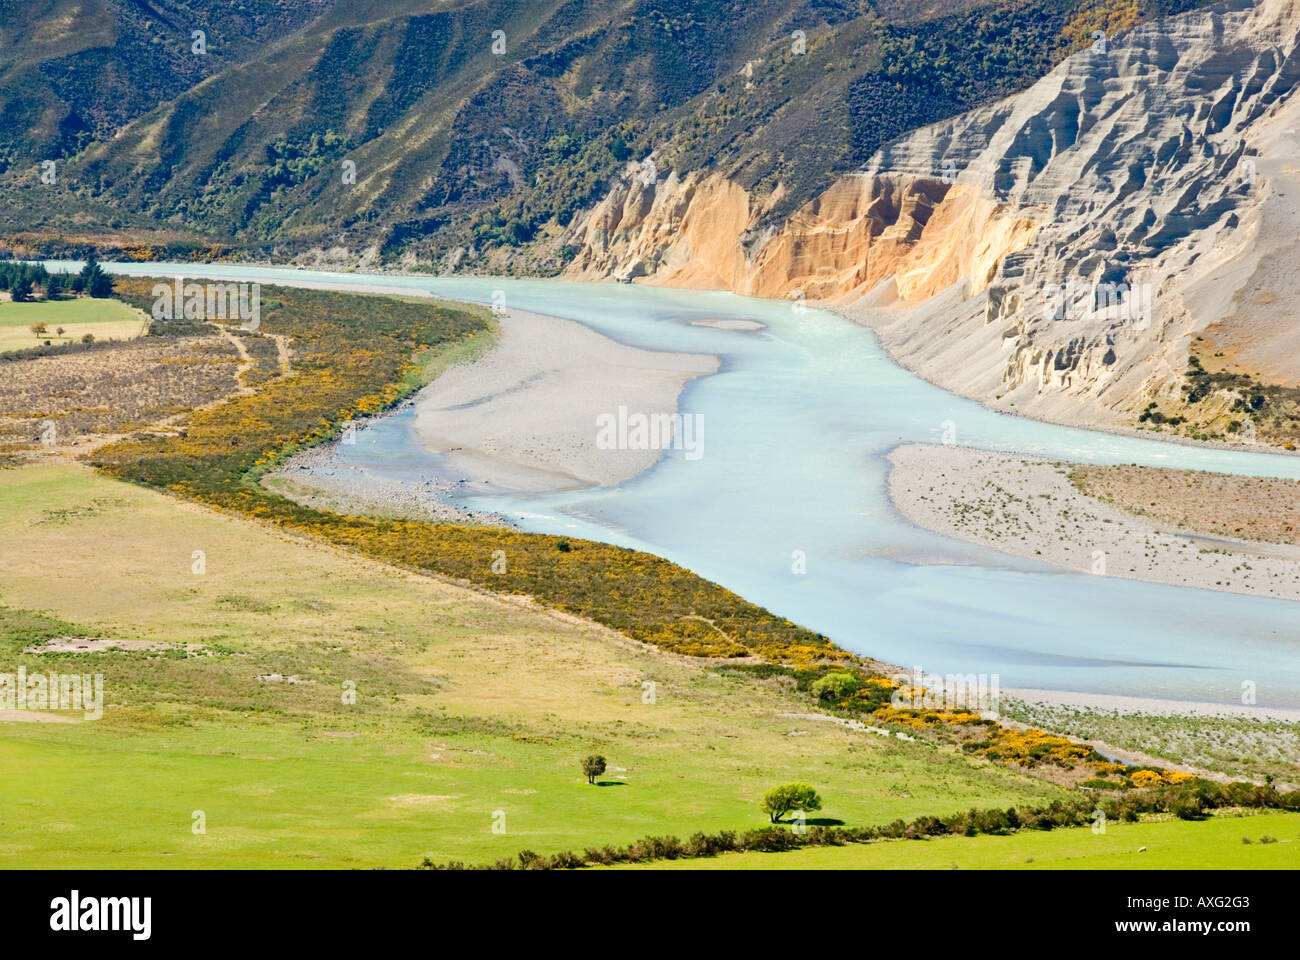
[0,0,1215,269]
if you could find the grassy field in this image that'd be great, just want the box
[615,811,1300,870]
[0,298,146,352]
[0,464,1066,868]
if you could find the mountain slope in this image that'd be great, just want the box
[566,0,1300,446]
[0,0,1208,268]
[0,0,329,170]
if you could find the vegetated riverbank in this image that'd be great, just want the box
[1001,696,1300,787]
[92,276,848,665]
[262,302,506,526]
[887,443,1300,603]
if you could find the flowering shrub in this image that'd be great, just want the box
[1131,769,1196,787]
[967,726,1102,768]
[872,705,986,728]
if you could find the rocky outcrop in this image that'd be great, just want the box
[565,169,756,289]
[564,164,1038,306]
[564,0,1300,432]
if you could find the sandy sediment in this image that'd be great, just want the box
[262,436,509,525]
[410,308,718,493]
[1071,464,1300,546]
[267,306,718,519]
[1002,687,1300,723]
[887,442,1300,603]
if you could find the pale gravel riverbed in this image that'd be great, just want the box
[264,305,718,519]
[888,442,1300,603]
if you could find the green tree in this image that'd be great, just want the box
[79,255,113,298]
[581,754,607,785]
[761,783,822,823]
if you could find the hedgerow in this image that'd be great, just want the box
[419,780,1300,870]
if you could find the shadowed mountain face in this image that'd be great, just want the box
[0,0,330,167]
[0,0,1210,268]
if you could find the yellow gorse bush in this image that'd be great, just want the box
[1131,769,1196,787]
[972,726,1100,768]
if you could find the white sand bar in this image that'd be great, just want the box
[412,308,719,493]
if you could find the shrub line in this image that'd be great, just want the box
[419,780,1300,870]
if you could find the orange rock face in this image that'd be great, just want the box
[563,168,1039,306]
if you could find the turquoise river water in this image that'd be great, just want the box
[85,262,1300,708]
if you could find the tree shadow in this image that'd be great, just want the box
[805,818,845,826]
[594,780,627,787]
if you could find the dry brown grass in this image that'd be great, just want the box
[0,333,243,463]
[1071,463,1300,545]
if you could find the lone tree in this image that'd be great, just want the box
[76,254,113,298]
[29,321,47,337]
[761,783,822,823]
[581,754,606,785]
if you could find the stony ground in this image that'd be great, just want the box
[888,443,1300,602]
